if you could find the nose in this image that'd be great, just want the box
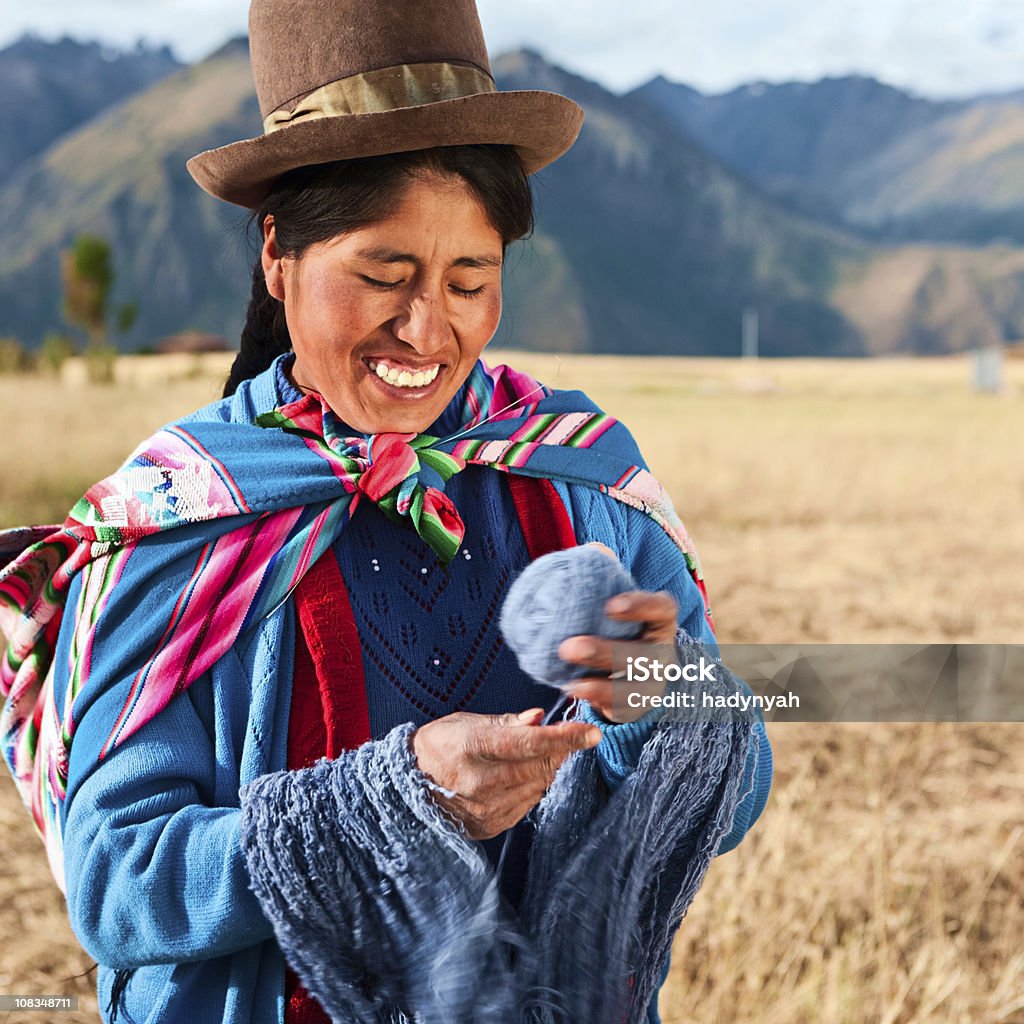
[391,288,450,354]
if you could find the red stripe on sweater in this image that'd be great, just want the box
[283,476,573,1020]
[285,548,370,1022]
[507,475,576,559]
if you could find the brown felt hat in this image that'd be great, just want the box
[187,0,584,208]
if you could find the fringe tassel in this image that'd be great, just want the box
[239,653,753,1024]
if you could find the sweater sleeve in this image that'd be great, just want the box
[56,572,277,969]
[552,481,773,854]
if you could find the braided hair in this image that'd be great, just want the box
[222,145,535,398]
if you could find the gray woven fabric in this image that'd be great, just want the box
[239,639,753,1023]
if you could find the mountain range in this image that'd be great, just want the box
[3,35,1024,356]
[0,35,180,183]
[632,75,1024,245]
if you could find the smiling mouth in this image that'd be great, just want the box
[366,358,442,389]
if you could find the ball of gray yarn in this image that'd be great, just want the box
[499,544,643,687]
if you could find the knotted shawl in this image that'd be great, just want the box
[0,358,712,893]
[238,634,754,1024]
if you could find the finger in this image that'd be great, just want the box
[486,720,602,762]
[604,590,678,639]
[565,679,610,704]
[604,590,677,622]
[469,713,541,761]
[558,635,614,672]
[493,710,543,728]
[563,676,660,724]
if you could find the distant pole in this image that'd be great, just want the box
[972,343,1004,393]
[742,307,759,360]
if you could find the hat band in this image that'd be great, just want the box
[263,61,496,134]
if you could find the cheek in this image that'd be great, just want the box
[465,293,502,349]
[289,287,379,364]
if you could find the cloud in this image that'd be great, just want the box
[3,0,1024,98]
[0,0,247,61]
[478,0,1024,97]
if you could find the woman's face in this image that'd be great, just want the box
[262,173,505,435]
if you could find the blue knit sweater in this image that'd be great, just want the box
[53,361,772,1024]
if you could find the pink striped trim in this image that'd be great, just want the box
[502,441,542,469]
[468,439,517,463]
[99,538,215,757]
[574,415,616,448]
[614,466,640,488]
[116,509,305,742]
[287,506,334,591]
[165,425,251,513]
[298,435,362,492]
[65,550,131,741]
[465,387,482,425]
[507,416,563,444]
[537,412,593,446]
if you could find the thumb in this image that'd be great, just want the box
[494,709,544,726]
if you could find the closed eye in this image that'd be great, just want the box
[361,275,485,298]
[361,275,402,290]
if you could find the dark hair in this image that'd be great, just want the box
[222,144,534,398]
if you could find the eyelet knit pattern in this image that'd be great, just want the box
[334,467,560,730]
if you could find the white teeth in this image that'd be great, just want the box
[368,361,440,388]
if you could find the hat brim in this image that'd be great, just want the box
[187,90,583,208]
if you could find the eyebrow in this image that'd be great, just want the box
[354,246,503,270]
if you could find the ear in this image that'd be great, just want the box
[261,215,286,301]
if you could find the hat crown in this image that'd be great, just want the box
[188,0,584,207]
[249,0,493,120]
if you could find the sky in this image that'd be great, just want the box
[3,0,1024,99]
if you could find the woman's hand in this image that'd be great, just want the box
[557,589,679,724]
[411,710,602,840]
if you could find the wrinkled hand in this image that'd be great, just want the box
[411,710,602,840]
[558,589,679,723]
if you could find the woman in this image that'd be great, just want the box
[0,1,771,1022]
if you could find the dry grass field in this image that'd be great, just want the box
[1,351,1022,1023]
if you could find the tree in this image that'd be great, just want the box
[115,300,138,335]
[62,235,113,348]
[60,234,137,383]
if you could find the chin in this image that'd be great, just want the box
[362,378,464,435]
[357,404,440,436]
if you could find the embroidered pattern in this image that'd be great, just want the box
[0,358,710,892]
